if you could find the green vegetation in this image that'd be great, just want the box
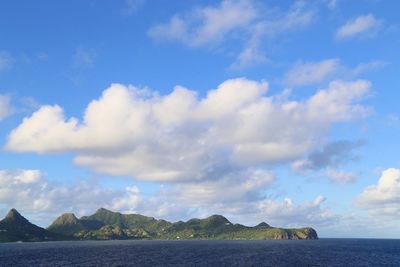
[48,208,318,241]
[0,208,318,242]
[47,213,87,236]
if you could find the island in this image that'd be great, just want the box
[0,208,318,242]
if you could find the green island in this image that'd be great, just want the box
[0,208,318,243]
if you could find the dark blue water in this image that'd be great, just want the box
[0,239,399,266]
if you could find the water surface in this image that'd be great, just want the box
[1,239,399,266]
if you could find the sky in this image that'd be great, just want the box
[0,0,399,238]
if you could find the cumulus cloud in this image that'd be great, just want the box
[145,185,337,228]
[255,195,338,227]
[0,51,13,71]
[0,94,14,120]
[356,168,400,217]
[135,169,336,228]
[138,169,275,221]
[149,0,314,68]
[0,169,141,221]
[6,78,371,183]
[173,169,274,205]
[336,14,382,39]
[0,168,336,228]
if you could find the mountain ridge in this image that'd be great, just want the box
[48,207,318,241]
[0,208,318,242]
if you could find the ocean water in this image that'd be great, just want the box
[0,239,399,266]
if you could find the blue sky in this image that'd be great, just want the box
[0,0,400,238]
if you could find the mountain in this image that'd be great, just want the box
[0,209,63,242]
[47,213,87,236]
[49,208,173,240]
[80,208,170,231]
[47,208,318,240]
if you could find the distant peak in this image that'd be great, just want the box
[4,208,29,223]
[96,207,113,213]
[62,213,78,218]
[255,222,271,228]
[209,214,227,219]
[6,208,21,218]
[48,213,81,229]
[93,208,122,217]
[207,215,230,223]
[7,208,18,213]
[55,213,78,223]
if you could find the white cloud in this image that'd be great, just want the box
[18,96,41,112]
[336,14,382,39]
[147,192,338,228]
[0,168,337,229]
[284,58,386,87]
[173,169,275,205]
[145,184,337,228]
[0,94,14,120]
[231,28,267,70]
[356,168,400,217]
[351,60,387,76]
[149,1,314,69]
[6,78,371,183]
[257,2,314,37]
[0,169,141,222]
[292,139,362,184]
[292,140,364,172]
[232,2,314,69]
[148,0,257,47]
[285,59,340,87]
[0,51,13,71]
[255,195,338,227]
[306,80,371,121]
[325,169,357,184]
[134,167,336,228]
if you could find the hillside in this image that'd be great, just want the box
[0,208,318,242]
[47,208,318,240]
[0,209,63,242]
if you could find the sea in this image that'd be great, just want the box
[0,239,399,266]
